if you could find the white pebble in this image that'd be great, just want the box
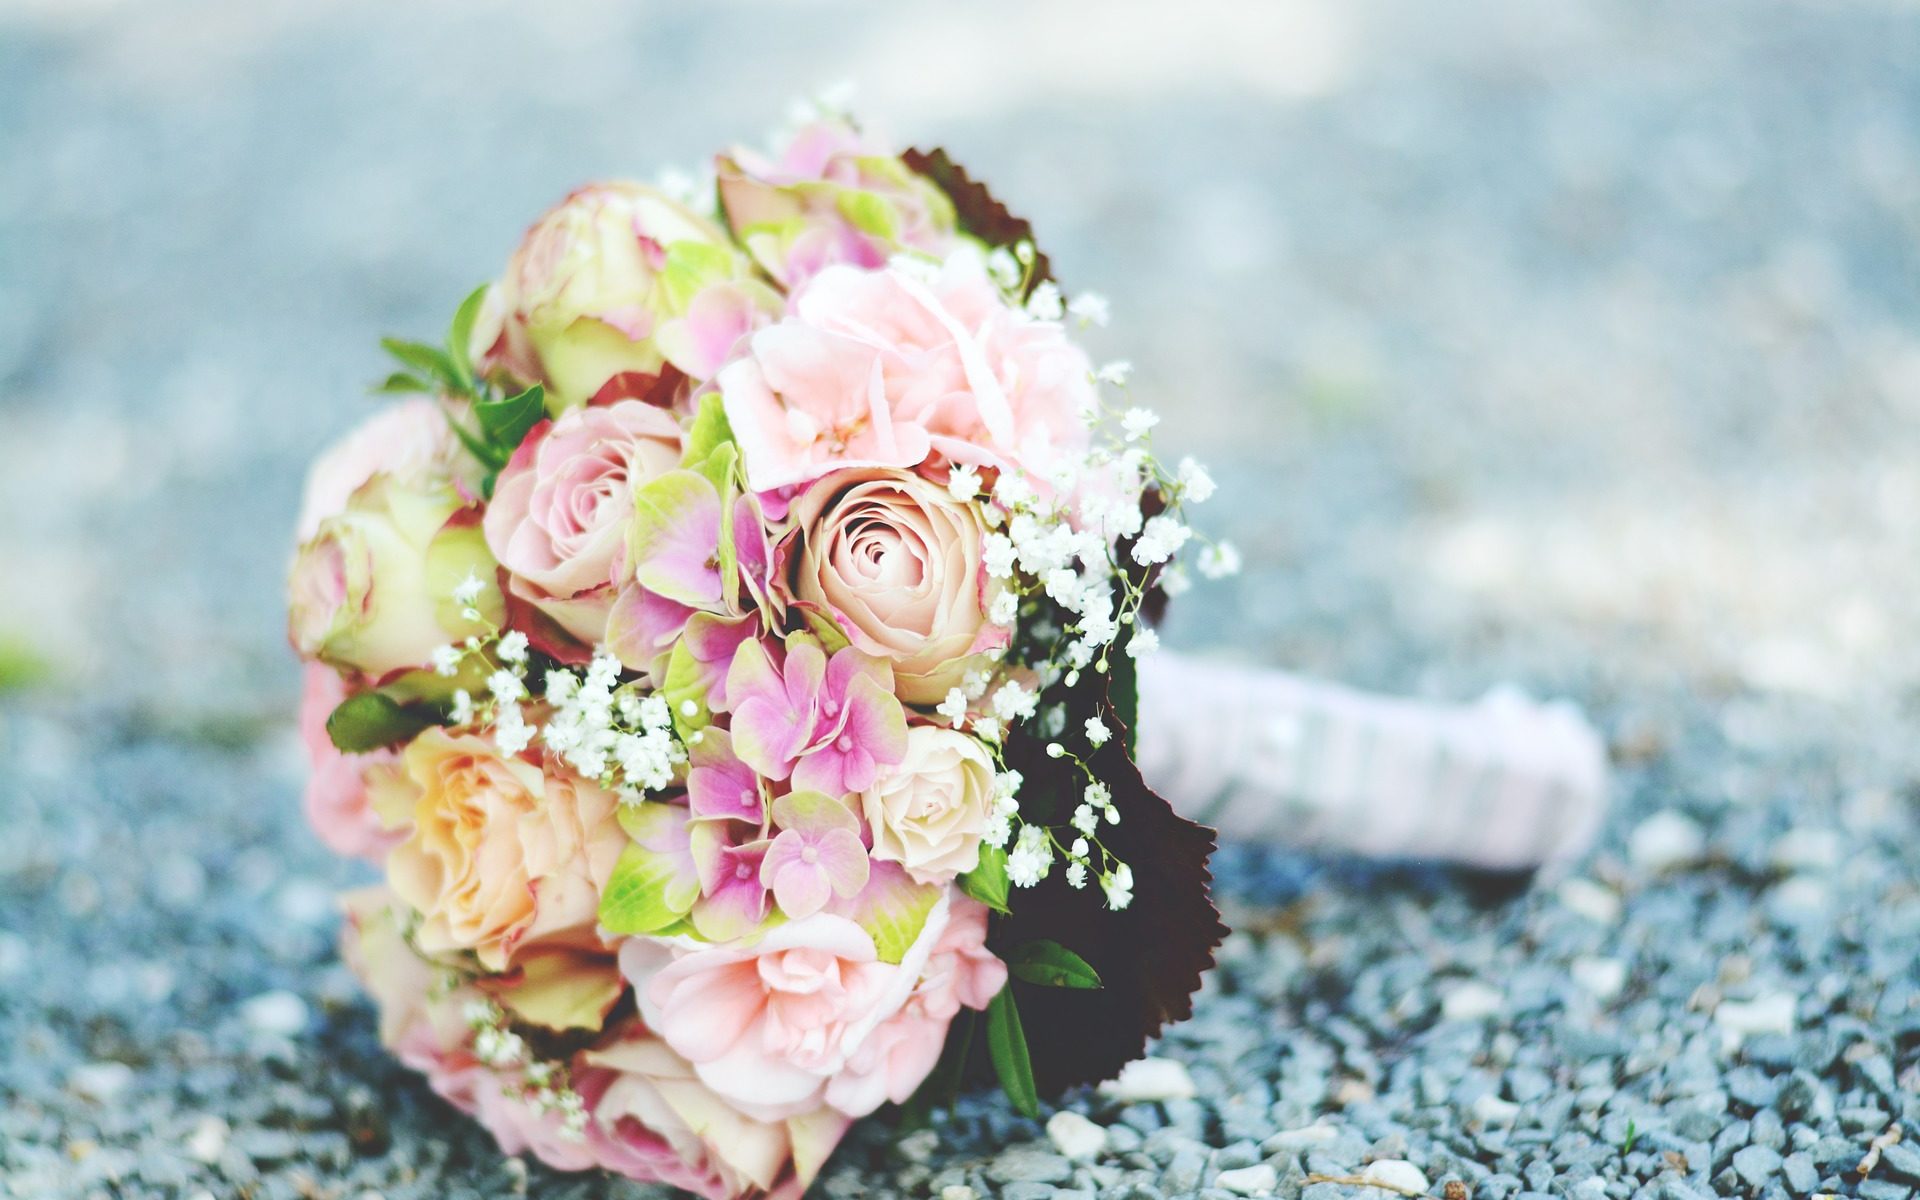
[1629,810,1707,872]
[1266,1123,1341,1149]
[70,1061,134,1102]
[186,1116,228,1163]
[1362,1159,1430,1194]
[1097,1056,1195,1102]
[1769,876,1830,914]
[1769,827,1842,873]
[1440,980,1504,1022]
[1570,956,1627,1001]
[1473,1093,1521,1126]
[1045,1110,1108,1160]
[1715,993,1797,1037]
[241,990,309,1037]
[939,1188,976,1200]
[1557,877,1622,924]
[1217,1163,1279,1196]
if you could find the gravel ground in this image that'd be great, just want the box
[5,1,1920,1198]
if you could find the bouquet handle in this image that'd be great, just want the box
[1135,653,1610,874]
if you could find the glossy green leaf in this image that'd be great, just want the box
[682,394,736,474]
[985,988,1040,1118]
[326,689,438,754]
[959,844,1010,914]
[475,384,545,451]
[598,813,700,936]
[1007,939,1103,989]
[373,371,433,395]
[445,283,490,392]
[381,337,457,387]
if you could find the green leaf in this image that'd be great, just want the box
[985,988,1040,1118]
[381,338,457,387]
[682,393,736,472]
[959,844,1011,914]
[475,384,545,451]
[597,839,699,935]
[326,690,438,754]
[661,638,714,740]
[445,412,508,471]
[836,188,899,240]
[446,283,490,392]
[1007,939,1103,989]
[853,869,940,964]
[373,371,433,395]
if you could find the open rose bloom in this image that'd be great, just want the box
[289,108,1231,1197]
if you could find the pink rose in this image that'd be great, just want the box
[623,894,952,1121]
[297,665,406,861]
[718,248,1096,494]
[782,468,1006,705]
[859,727,997,883]
[383,728,627,971]
[484,400,685,647]
[716,117,961,288]
[296,398,470,541]
[583,1033,848,1200]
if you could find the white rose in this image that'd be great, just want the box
[858,727,995,884]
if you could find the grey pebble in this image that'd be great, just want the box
[1732,1145,1783,1188]
[1779,1152,1818,1196]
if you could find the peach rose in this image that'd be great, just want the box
[859,727,996,884]
[483,400,684,646]
[781,468,1006,705]
[623,894,952,1121]
[297,665,406,861]
[384,728,626,971]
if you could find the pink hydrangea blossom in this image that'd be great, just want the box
[759,791,870,919]
[726,638,908,796]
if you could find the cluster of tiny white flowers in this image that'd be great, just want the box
[543,650,686,800]
[462,999,589,1141]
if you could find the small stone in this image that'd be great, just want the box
[1047,1112,1109,1161]
[1733,1145,1783,1188]
[1879,1143,1920,1184]
[1858,1182,1916,1200]
[240,990,309,1037]
[1768,829,1841,872]
[987,1147,1075,1185]
[1715,994,1796,1038]
[1775,1071,1830,1123]
[1629,811,1707,872]
[1441,981,1505,1022]
[1558,879,1622,924]
[1781,1152,1818,1195]
[1217,1164,1279,1196]
[1363,1160,1430,1194]
[1164,1148,1207,1192]
[1473,1094,1521,1127]
[1265,1124,1340,1152]
[1839,1107,1890,1134]
[1099,1058,1196,1103]
[185,1116,228,1164]
[895,1129,939,1163]
[69,1062,134,1102]
[940,1188,977,1200]
[1001,1185,1057,1200]
[1570,957,1626,1001]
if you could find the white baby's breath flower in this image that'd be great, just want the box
[990,680,1039,724]
[1084,716,1111,748]
[1160,564,1193,597]
[986,246,1022,290]
[946,464,982,503]
[1025,281,1065,321]
[1072,803,1099,837]
[497,631,530,664]
[452,572,485,607]
[1198,541,1243,580]
[1067,292,1110,327]
[488,670,526,703]
[982,533,1018,579]
[1007,824,1055,887]
[449,689,474,726]
[494,705,534,756]
[1101,862,1135,910]
[963,667,994,699]
[1177,456,1217,503]
[1126,626,1161,658]
[988,589,1019,627]
[936,687,970,727]
[994,472,1036,512]
[1066,861,1089,889]
[430,644,463,677]
[972,716,1003,744]
[1130,514,1192,566]
[1094,360,1133,386]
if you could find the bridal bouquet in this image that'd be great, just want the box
[287,109,1231,1197]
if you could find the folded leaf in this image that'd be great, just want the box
[326,690,438,754]
[1007,939,1102,990]
[959,844,1010,914]
[985,988,1040,1118]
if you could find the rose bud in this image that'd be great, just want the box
[287,474,501,679]
[779,468,1007,706]
[473,182,778,411]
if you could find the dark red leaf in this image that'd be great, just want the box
[903,147,1056,297]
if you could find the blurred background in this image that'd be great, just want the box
[5,1,1920,1196]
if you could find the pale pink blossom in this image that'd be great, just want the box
[297,664,405,861]
[483,400,684,647]
[725,638,908,796]
[759,791,870,919]
[718,248,1096,494]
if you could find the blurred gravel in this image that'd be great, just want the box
[5,1,1920,1198]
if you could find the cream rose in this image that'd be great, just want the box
[384,728,626,970]
[781,468,1005,705]
[859,727,996,884]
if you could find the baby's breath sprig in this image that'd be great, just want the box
[461,999,589,1142]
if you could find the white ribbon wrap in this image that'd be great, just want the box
[1136,653,1609,873]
